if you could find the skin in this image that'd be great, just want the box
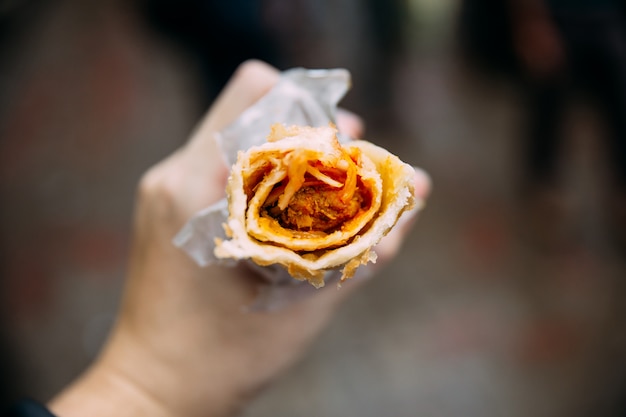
[48,60,431,417]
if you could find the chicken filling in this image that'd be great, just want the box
[262,180,370,232]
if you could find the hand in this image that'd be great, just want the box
[49,60,431,417]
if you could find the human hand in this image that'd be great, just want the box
[49,60,431,417]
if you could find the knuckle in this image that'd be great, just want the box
[235,59,270,78]
[136,163,182,217]
[232,60,279,89]
[138,165,166,198]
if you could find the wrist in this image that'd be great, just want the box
[48,359,171,417]
[48,325,250,417]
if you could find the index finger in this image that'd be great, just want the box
[187,60,281,151]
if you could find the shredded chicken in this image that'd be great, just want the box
[252,125,369,233]
[267,185,367,232]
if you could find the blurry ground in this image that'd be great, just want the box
[2,0,626,416]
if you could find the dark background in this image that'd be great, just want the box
[1,0,626,416]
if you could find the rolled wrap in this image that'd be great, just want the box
[215,123,416,288]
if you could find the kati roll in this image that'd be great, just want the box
[215,123,416,288]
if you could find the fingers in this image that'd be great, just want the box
[187,60,281,150]
[413,166,432,201]
[166,61,280,210]
[336,108,365,139]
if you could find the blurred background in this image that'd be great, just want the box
[2,0,626,416]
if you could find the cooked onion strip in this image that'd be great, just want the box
[305,165,343,188]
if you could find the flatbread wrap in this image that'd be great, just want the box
[215,123,416,288]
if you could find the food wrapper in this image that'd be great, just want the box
[173,67,417,310]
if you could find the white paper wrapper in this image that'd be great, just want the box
[173,67,355,309]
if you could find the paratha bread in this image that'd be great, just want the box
[215,124,416,288]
